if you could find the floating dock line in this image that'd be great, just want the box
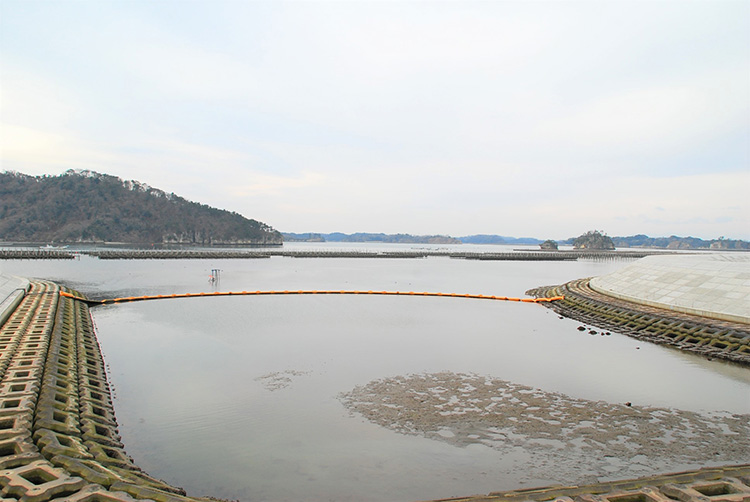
[60,290,563,306]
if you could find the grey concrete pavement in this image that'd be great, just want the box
[590,253,750,325]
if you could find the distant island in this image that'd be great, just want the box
[283,231,749,250]
[283,232,461,244]
[283,233,546,245]
[610,234,748,250]
[458,234,544,245]
[0,170,282,245]
[571,230,615,250]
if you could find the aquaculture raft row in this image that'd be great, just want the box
[1,249,664,260]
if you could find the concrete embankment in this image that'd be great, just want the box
[527,278,750,366]
[527,254,750,365]
[0,279,205,501]
[589,254,750,325]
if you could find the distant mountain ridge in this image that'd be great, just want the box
[609,234,748,250]
[458,235,543,245]
[283,232,542,245]
[283,232,460,244]
[0,170,282,245]
[284,231,749,249]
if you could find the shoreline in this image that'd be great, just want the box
[526,278,750,367]
[0,277,747,500]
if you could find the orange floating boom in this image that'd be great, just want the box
[59,290,563,305]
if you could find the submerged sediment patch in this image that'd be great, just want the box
[340,371,750,484]
[255,370,312,391]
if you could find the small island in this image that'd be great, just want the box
[539,239,559,250]
[572,230,615,250]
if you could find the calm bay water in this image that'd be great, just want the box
[2,243,749,501]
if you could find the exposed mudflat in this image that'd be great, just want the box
[339,372,750,484]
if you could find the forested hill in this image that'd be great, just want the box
[0,170,282,245]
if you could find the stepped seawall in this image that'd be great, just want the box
[528,254,750,366]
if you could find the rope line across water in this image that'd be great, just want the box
[59,290,564,305]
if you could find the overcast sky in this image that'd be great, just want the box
[2,1,748,240]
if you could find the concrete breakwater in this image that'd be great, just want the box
[0,250,76,260]
[526,253,750,366]
[526,278,750,366]
[0,280,205,501]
